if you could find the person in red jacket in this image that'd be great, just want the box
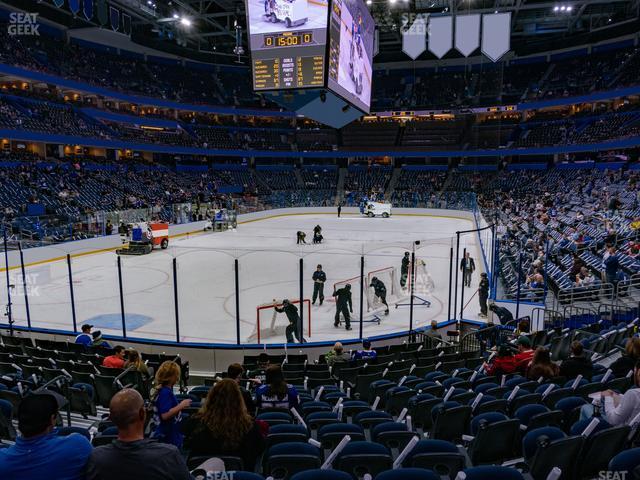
[102,346,126,369]
[484,345,517,376]
[513,336,535,373]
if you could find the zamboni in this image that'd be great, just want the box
[116,221,169,255]
[263,0,308,28]
[360,201,391,218]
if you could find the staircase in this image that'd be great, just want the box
[606,49,640,89]
[385,167,402,201]
[439,169,456,194]
[294,168,304,188]
[336,167,347,204]
[536,63,557,97]
[253,169,272,194]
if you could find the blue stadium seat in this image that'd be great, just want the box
[402,439,466,477]
[317,423,365,449]
[290,470,352,480]
[462,466,525,480]
[609,448,640,478]
[375,467,440,480]
[264,442,322,480]
[257,411,293,426]
[334,441,393,479]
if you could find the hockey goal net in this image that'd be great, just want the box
[249,299,312,343]
[331,266,408,313]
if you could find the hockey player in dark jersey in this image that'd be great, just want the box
[312,264,326,305]
[274,299,303,343]
[332,284,353,331]
[369,276,389,315]
[400,252,410,288]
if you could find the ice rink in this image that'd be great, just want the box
[247,0,328,36]
[4,212,486,344]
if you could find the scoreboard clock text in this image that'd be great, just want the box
[263,32,314,48]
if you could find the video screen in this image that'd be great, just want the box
[245,0,329,90]
[327,0,374,112]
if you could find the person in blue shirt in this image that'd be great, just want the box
[150,361,191,448]
[255,365,299,410]
[352,340,377,361]
[74,324,93,346]
[0,391,92,480]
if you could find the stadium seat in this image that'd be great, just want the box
[575,424,631,478]
[375,467,440,480]
[429,404,471,442]
[289,470,352,480]
[257,412,293,427]
[467,412,520,464]
[333,441,393,479]
[370,421,416,452]
[402,439,466,477]
[609,448,640,479]
[264,443,322,480]
[317,423,365,450]
[462,466,525,480]
[522,427,583,480]
[266,424,309,449]
[353,411,394,430]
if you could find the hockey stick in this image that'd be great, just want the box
[463,290,478,311]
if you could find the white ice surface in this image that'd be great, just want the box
[5,213,486,344]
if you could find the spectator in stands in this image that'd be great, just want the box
[92,330,111,349]
[425,320,443,343]
[248,353,270,383]
[74,323,93,346]
[102,345,126,369]
[124,349,150,379]
[255,365,299,410]
[183,379,267,470]
[325,341,349,367]
[527,347,560,380]
[559,341,594,380]
[570,253,587,278]
[513,336,535,373]
[0,391,92,479]
[576,266,596,287]
[604,245,620,293]
[610,337,640,378]
[227,363,257,416]
[151,361,191,448]
[609,195,623,216]
[483,344,516,376]
[87,389,191,480]
[581,361,640,427]
[352,340,377,361]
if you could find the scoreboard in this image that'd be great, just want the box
[245,0,374,118]
[246,0,329,91]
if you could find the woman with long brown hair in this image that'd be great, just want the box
[527,347,560,380]
[183,379,267,470]
[124,348,150,379]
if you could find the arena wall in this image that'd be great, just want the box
[1,207,486,375]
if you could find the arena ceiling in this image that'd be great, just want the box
[8,0,640,61]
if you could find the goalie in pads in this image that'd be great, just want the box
[274,299,304,343]
[369,276,390,315]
